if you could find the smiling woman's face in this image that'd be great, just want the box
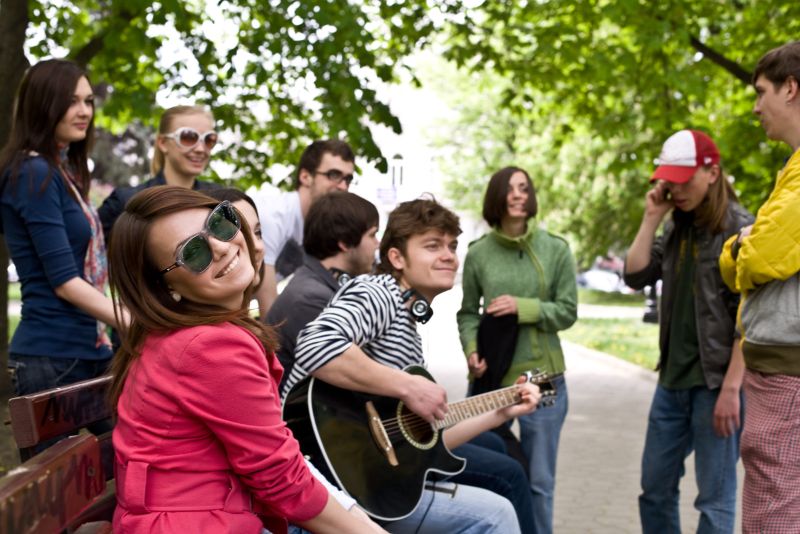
[150,207,254,310]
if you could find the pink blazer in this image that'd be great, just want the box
[112,323,328,533]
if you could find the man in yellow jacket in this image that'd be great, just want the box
[719,40,800,533]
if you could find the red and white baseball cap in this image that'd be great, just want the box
[651,130,720,183]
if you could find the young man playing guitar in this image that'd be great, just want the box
[281,196,542,532]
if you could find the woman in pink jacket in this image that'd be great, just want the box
[106,186,377,533]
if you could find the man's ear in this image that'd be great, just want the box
[337,240,350,254]
[298,168,313,189]
[708,164,720,184]
[786,76,800,102]
[387,247,405,272]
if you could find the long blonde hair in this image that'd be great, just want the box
[150,105,214,176]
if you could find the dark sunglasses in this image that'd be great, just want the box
[315,169,354,186]
[163,127,218,150]
[160,201,241,275]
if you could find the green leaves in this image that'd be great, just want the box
[432,0,800,266]
[19,0,440,186]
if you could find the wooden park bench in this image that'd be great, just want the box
[1,376,115,533]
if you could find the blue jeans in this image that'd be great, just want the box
[639,384,741,534]
[518,374,568,534]
[8,353,111,396]
[289,483,520,534]
[452,432,535,533]
[382,481,520,533]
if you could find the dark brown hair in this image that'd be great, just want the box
[206,187,265,291]
[482,166,538,227]
[294,139,355,189]
[376,196,461,277]
[753,41,800,89]
[304,191,379,260]
[107,186,278,409]
[688,165,739,234]
[0,59,95,198]
[151,105,214,176]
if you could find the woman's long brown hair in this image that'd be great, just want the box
[0,59,95,199]
[107,186,278,410]
[693,165,739,234]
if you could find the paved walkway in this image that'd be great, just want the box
[419,286,743,533]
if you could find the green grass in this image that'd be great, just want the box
[8,282,21,340]
[8,282,20,301]
[578,287,646,307]
[8,315,19,341]
[562,317,659,369]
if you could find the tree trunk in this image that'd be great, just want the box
[0,0,31,396]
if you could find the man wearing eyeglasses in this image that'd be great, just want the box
[251,139,356,316]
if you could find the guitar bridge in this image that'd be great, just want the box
[365,401,399,467]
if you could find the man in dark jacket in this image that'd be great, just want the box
[624,129,753,534]
[266,190,379,387]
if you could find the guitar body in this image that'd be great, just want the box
[283,365,466,520]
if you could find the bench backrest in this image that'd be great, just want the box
[0,434,106,534]
[8,375,113,462]
[4,376,116,533]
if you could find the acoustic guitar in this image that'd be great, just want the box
[283,365,557,520]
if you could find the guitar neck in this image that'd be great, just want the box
[434,385,522,430]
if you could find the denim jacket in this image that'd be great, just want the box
[624,202,754,389]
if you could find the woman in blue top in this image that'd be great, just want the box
[0,59,126,398]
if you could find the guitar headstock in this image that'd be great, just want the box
[521,369,561,407]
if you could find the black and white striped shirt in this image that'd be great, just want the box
[281,274,423,398]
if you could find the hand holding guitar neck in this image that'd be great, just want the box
[498,375,542,420]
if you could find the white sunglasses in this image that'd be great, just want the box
[162,127,218,150]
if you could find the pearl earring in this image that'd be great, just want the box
[171,291,182,302]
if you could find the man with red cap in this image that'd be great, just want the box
[623,130,753,534]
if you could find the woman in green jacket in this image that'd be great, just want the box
[457,166,578,533]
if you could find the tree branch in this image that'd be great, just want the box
[690,36,752,85]
[71,7,138,68]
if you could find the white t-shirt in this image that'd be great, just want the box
[249,185,304,281]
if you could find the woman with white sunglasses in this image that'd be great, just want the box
[98,105,221,244]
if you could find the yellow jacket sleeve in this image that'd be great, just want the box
[736,152,800,292]
[719,233,739,292]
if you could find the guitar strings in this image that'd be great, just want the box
[376,383,556,440]
[379,390,524,439]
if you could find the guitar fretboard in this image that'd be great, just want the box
[433,385,522,430]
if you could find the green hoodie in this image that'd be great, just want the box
[457,224,578,386]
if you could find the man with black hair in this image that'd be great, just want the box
[251,139,355,315]
[267,191,379,390]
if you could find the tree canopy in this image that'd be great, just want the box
[432,0,800,265]
[0,0,452,394]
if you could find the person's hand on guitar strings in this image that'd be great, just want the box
[401,374,449,423]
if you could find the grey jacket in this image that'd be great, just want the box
[624,202,754,389]
[265,255,339,390]
[740,273,800,373]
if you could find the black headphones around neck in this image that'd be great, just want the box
[329,268,352,287]
[401,288,434,324]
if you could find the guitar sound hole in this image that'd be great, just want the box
[398,404,437,450]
